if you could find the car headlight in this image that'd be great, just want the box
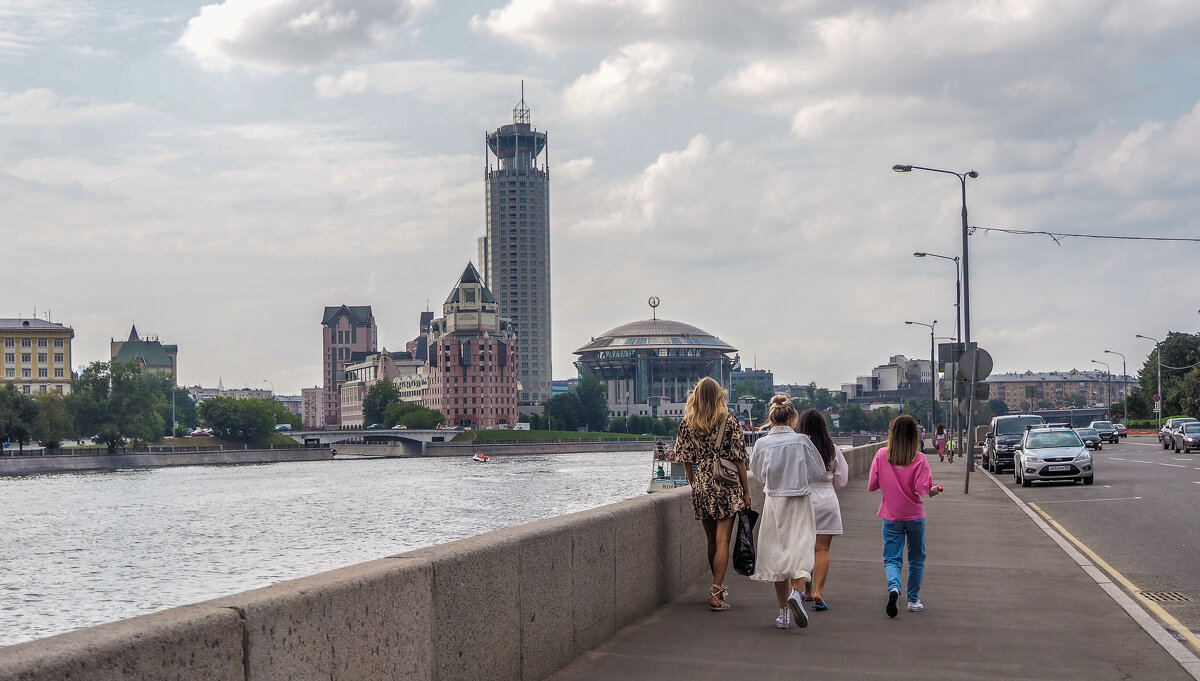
[1025,455,1041,463]
[1075,451,1092,462]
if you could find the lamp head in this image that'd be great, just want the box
[905,321,914,325]
[914,252,927,257]
[966,170,979,178]
[893,164,912,172]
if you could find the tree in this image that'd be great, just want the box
[399,406,445,430]
[837,403,869,432]
[32,391,72,448]
[0,383,38,452]
[264,400,302,429]
[574,373,609,431]
[544,392,581,431]
[198,397,274,440]
[68,360,164,452]
[1138,332,1200,417]
[1176,368,1200,421]
[987,399,1009,417]
[869,407,899,432]
[143,372,199,435]
[362,380,401,426]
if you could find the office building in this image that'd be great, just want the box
[0,318,74,394]
[479,86,551,408]
[321,305,377,427]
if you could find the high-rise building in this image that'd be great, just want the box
[321,305,377,428]
[424,263,518,429]
[301,386,324,429]
[111,324,178,383]
[0,318,74,394]
[480,85,551,408]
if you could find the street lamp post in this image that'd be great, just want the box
[905,320,936,447]
[1104,350,1127,423]
[1135,335,1163,430]
[896,163,979,490]
[1091,360,1110,417]
[915,251,962,457]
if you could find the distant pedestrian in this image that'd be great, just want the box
[935,424,947,462]
[748,396,829,630]
[794,408,848,611]
[868,414,942,618]
[917,419,926,452]
[674,376,751,612]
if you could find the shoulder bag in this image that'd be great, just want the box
[712,415,741,486]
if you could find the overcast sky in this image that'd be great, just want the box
[3,0,1199,394]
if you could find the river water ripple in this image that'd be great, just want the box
[0,451,649,646]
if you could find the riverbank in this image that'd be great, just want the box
[0,447,332,477]
[333,439,653,458]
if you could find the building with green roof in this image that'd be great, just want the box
[111,325,178,383]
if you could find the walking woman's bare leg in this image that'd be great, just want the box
[773,581,790,608]
[812,535,833,604]
[711,516,735,588]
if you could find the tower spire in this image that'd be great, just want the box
[513,80,530,125]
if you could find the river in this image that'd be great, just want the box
[0,450,651,646]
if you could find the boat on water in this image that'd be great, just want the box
[647,458,688,493]
[471,453,489,462]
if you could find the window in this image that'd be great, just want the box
[38,368,47,377]
[21,353,30,363]
[3,339,11,347]
[4,369,11,378]
[38,385,47,392]
[54,353,63,362]
[38,353,47,362]
[54,339,63,347]
[37,339,47,347]
[22,369,31,378]
[22,385,30,394]
[4,353,11,363]
[21,339,30,347]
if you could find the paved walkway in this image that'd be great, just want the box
[550,462,1200,681]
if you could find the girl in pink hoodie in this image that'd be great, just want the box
[868,415,942,618]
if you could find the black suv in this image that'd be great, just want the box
[983,414,1046,472]
[1088,421,1119,444]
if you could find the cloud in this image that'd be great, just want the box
[0,0,96,58]
[313,60,535,101]
[0,88,138,127]
[562,42,692,117]
[177,0,432,73]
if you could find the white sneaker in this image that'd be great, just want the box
[787,590,809,628]
[907,600,924,612]
[775,608,790,629]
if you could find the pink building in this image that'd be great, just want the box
[321,305,377,428]
[424,263,518,428]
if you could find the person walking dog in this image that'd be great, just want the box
[868,415,942,618]
[674,376,752,612]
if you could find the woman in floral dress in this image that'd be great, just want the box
[674,376,752,611]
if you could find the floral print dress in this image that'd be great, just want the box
[674,413,748,520]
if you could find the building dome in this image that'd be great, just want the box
[575,318,736,353]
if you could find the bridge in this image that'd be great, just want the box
[283,428,460,453]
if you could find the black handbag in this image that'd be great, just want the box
[732,508,759,576]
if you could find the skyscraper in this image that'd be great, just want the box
[481,85,551,407]
[320,305,377,428]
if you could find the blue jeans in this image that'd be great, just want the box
[882,519,926,603]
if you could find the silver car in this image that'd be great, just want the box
[1014,427,1094,487]
[1170,422,1200,453]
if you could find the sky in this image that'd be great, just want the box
[3,0,1200,394]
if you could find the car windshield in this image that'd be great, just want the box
[1026,431,1083,449]
[996,417,1043,435]
[1092,421,1113,428]
[1184,423,1200,433]
[1076,428,1098,436]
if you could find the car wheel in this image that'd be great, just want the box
[1021,475,1031,487]
[1174,443,1180,453]
[1163,440,1170,450]
[1083,476,1094,485]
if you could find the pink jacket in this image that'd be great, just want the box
[867,447,934,521]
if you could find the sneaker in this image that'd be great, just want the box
[907,600,924,612]
[886,588,900,618]
[775,608,790,629]
[787,590,809,628]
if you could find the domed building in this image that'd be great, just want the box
[573,310,737,419]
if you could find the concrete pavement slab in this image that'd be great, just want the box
[549,466,1198,680]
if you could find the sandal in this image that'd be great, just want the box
[812,600,829,611]
[800,593,814,602]
[709,584,730,611]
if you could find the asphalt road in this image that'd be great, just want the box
[986,433,1200,635]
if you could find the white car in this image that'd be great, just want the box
[1014,426,1094,487]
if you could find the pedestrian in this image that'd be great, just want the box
[935,423,947,462]
[674,376,752,612]
[868,414,942,618]
[916,419,926,452]
[748,395,829,629]
[794,408,848,611]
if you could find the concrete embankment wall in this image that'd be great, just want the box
[0,448,332,477]
[0,442,884,681]
[333,439,653,458]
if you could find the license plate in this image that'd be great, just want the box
[1047,465,1071,472]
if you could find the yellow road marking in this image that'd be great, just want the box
[1029,502,1200,655]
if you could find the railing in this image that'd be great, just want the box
[2,443,330,458]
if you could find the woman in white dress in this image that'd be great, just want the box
[795,408,848,611]
[749,395,830,630]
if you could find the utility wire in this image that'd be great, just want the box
[970,225,1200,246]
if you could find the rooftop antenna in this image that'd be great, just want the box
[513,80,530,125]
[648,296,660,321]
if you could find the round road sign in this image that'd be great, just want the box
[956,347,994,382]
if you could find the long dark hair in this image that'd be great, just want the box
[796,408,837,471]
[887,415,920,466]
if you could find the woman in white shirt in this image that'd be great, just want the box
[749,395,830,630]
[795,408,848,611]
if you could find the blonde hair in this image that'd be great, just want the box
[765,394,798,427]
[886,414,920,466]
[684,376,729,432]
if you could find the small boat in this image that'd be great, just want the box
[472,453,489,462]
[647,459,688,493]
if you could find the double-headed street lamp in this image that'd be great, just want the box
[905,320,936,438]
[1104,350,1127,422]
[1090,359,1110,415]
[1135,334,1163,430]
[896,164,979,488]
